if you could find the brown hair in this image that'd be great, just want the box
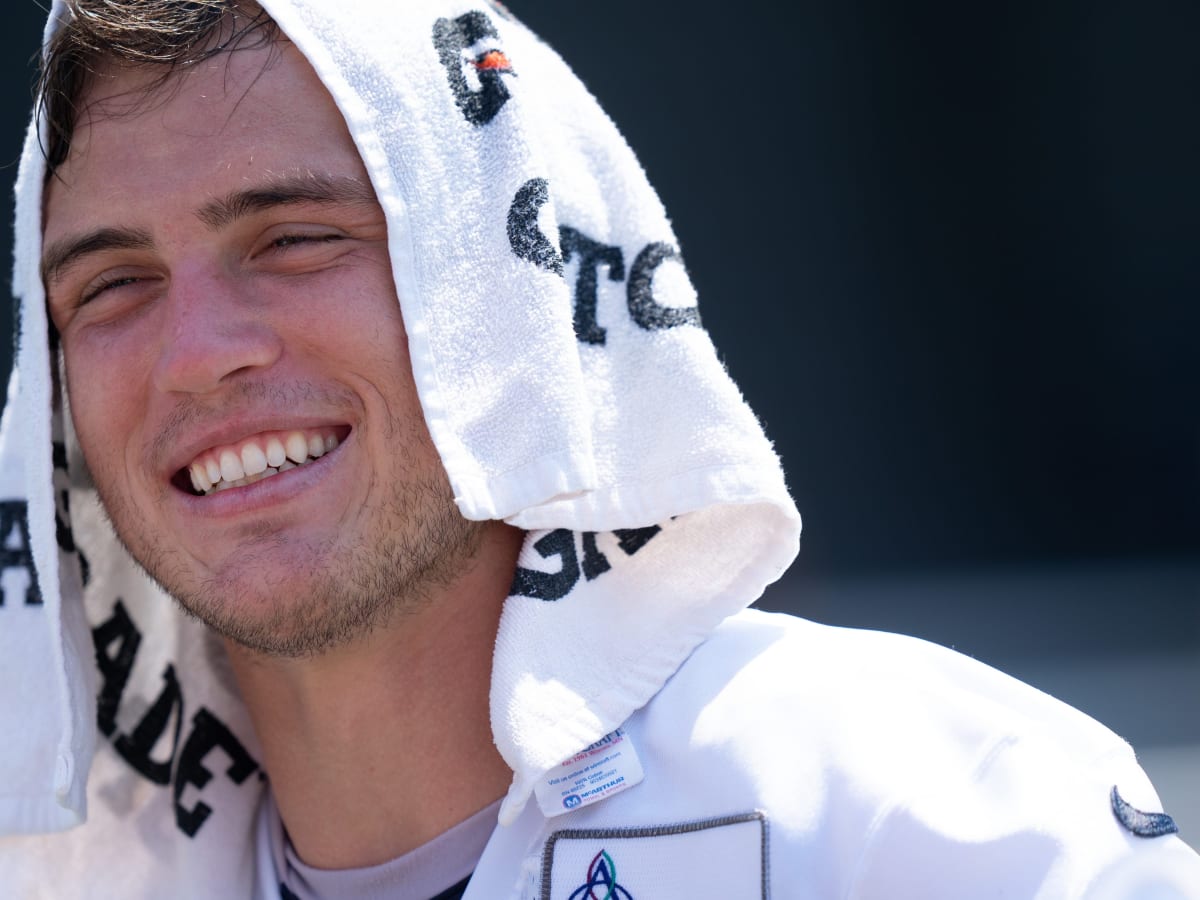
[37,0,280,172]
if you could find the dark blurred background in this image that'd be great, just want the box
[3,0,1197,833]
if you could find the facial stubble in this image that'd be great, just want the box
[86,400,484,659]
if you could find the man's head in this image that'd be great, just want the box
[39,1,483,657]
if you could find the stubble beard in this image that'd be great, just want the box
[89,417,485,659]
[188,475,484,657]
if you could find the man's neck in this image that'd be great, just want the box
[225,522,523,870]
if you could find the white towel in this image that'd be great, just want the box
[0,0,799,890]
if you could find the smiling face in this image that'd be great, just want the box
[43,40,481,656]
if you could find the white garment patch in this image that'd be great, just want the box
[540,812,767,900]
[534,728,645,818]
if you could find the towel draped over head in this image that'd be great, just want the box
[0,0,799,885]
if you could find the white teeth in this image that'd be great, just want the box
[285,432,309,464]
[265,437,286,468]
[244,466,276,486]
[194,430,342,495]
[241,443,268,477]
[189,463,212,493]
[219,449,245,483]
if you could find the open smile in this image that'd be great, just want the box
[175,426,352,496]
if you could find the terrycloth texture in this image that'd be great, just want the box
[0,3,97,835]
[0,0,799,892]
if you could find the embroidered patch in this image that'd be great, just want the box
[568,849,635,899]
[540,812,767,899]
[1111,785,1179,838]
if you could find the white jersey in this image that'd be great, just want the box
[248,609,1198,899]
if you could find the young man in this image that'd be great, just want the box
[0,1,1195,897]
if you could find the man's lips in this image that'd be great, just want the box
[174,426,352,496]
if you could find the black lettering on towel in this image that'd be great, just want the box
[0,500,40,605]
[560,226,624,345]
[52,441,90,587]
[90,599,261,837]
[580,532,612,580]
[627,242,701,331]
[508,178,564,275]
[113,665,185,786]
[512,527,665,600]
[433,11,515,127]
[174,709,259,837]
[93,600,141,737]
[510,529,579,601]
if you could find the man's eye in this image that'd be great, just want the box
[82,274,140,304]
[270,233,344,250]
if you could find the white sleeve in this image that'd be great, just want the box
[1083,837,1200,900]
[848,735,1200,899]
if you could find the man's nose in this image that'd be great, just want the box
[150,267,283,395]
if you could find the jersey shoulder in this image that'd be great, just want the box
[671,607,1129,762]
[617,609,1194,898]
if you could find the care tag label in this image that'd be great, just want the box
[534,728,644,818]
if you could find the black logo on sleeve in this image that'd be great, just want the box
[1111,785,1178,838]
[433,11,515,126]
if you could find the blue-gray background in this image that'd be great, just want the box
[3,1,1196,835]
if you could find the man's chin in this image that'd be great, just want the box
[173,577,407,659]
[141,541,392,658]
[111,476,484,658]
[159,526,481,659]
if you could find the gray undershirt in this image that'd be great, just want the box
[266,790,501,900]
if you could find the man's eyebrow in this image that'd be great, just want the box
[40,176,378,287]
[41,227,154,287]
[196,174,379,230]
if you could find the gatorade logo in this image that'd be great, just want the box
[433,11,516,126]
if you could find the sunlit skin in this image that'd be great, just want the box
[43,39,519,867]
